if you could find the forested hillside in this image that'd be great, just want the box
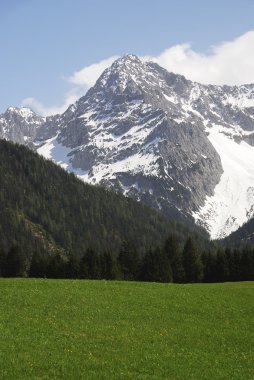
[1,140,254,282]
[0,139,206,259]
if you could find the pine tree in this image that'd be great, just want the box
[81,248,100,279]
[215,248,229,282]
[202,251,217,282]
[0,247,5,277]
[66,253,80,279]
[29,254,48,278]
[118,241,139,280]
[226,248,241,281]
[241,247,254,281]
[3,245,27,277]
[164,235,185,282]
[100,250,118,280]
[46,253,67,278]
[182,237,203,283]
[139,247,172,283]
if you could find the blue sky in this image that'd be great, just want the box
[1,0,254,115]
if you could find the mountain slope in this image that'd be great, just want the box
[0,139,208,258]
[193,127,254,238]
[2,55,254,239]
[223,217,254,247]
[36,56,222,226]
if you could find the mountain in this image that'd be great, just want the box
[0,139,208,260]
[0,107,45,146]
[223,218,254,247]
[1,54,254,239]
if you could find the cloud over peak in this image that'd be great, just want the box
[151,31,254,85]
[68,56,119,88]
[22,31,254,116]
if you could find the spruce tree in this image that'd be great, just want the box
[139,247,172,283]
[215,248,229,282]
[3,245,27,277]
[66,253,80,279]
[202,251,217,282]
[226,248,241,281]
[29,254,48,278]
[164,235,185,282]
[100,251,118,280]
[182,237,203,283]
[118,240,139,280]
[241,247,254,280]
[0,247,5,277]
[46,253,67,278]
[81,248,100,279]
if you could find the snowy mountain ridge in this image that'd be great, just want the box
[1,54,254,239]
[0,106,45,145]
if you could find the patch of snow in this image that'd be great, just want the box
[163,93,178,104]
[79,110,95,119]
[37,135,88,177]
[181,101,205,121]
[189,85,201,102]
[7,107,36,119]
[222,93,254,109]
[193,124,254,239]
[174,118,184,124]
[205,123,254,139]
[37,133,160,187]
[87,151,160,184]
[19,107,35,118]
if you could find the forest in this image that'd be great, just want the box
[1,236,254,282]
[0,139,254,282]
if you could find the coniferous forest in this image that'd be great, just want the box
[0,139,254,282]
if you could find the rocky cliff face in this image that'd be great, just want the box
[2,55,254,238]
[0,107,45,147]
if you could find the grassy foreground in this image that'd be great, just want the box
[0,279,253,379]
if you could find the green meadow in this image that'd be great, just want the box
[0,279,253,379]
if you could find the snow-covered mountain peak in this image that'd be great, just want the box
[34,56,223,229]
[0,106,45,144]
[44,57,254,238]
[94,54,152,95]
[6,106,35,118]
[113,54,142,66]
[2,55,254,239]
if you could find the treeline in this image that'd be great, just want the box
[1,236,254,282]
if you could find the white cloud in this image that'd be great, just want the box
[68,56,119,88]
[149,31,254,85]
[22,56,119,116]
[22,88,82,117]
[22,31,254,116]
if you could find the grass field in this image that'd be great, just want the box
[0,279,253,379]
